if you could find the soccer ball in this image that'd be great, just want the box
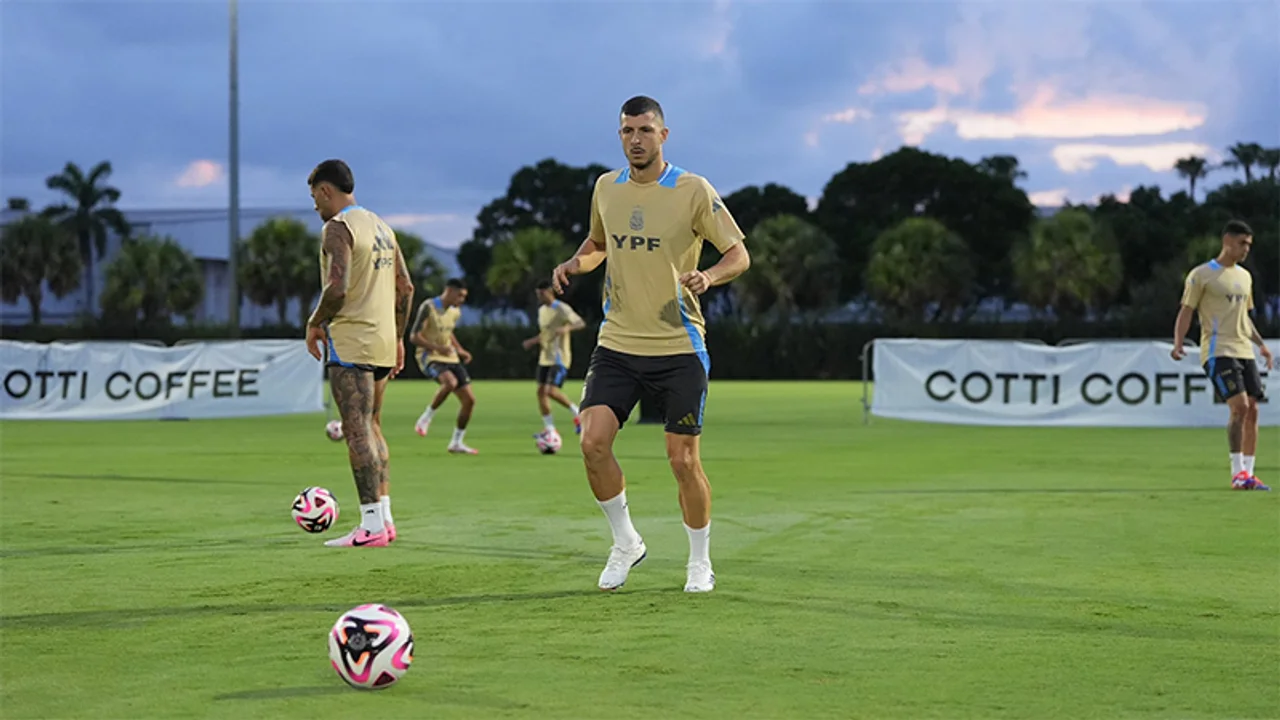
[325,420,344,441]
[535,429,562,455]
[291,486,339,533]
[328,603,414,690]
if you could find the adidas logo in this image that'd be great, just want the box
[677,413,697,427]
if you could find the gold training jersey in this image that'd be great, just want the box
[1181,259,1256,367]
[323,205,399,368]
[538,300,583,368]
[413,297,461,365]
[588,164,745,358]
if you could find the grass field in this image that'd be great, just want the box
[1,380,1277,719]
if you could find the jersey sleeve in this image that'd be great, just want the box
[588,177,606,247]
[1180,268,1205,309]
[412,301,433,335]
[561,303,583,326]
[691,176,745,253]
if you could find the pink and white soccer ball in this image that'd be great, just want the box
[291,486,339,533]
[325,419,344,441]
[328,603,415,690]
[536,429,563,455]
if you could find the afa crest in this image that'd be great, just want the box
[629,207,645,231]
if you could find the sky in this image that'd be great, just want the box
[3,0,1278,249]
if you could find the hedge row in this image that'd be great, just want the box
[6,317,1258,381]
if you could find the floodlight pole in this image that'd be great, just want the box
[228,0,242,338]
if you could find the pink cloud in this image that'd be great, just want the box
[1051,143,1214,173]
[1027,189,1070,207]
[174,160,224,188]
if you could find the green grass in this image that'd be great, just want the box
[1,380,1277,719]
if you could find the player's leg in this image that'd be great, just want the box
[447,366,478,454]
[1209,358,1265,489]
[325,365,389,547]
[370,369,395,541]
[1240,360,1269,489]
[658,353,714,592]
[580,348,646,590]
[536,376,556,432]
[416,366,457,436]
[545,367,581,434]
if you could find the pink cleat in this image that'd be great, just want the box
[573,414,582,435]
[323,527,390,547]
[386,522,397,543]
[414,418,431,437]
[1232,471,1271,491]
[447,442,478,455]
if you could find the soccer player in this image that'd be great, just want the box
[303,159,415,547]
[1172,219,1274,490]
[523,279,586,440]
[411,278,479,454]
[551,95,751,593]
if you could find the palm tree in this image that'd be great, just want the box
[393,229,448,299]
[101,235,204,327]
[0,215,82,326]
[865,217,975,323]
[734,214,841,318]
[42,161,132,314]
[237,217,320,326]
[1011,209,1123,321]
[1260,148,1280,182]
[486,227,572,319]
[1223,142,1265,182]
[1174,156,1211,200]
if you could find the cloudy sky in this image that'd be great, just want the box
[3,0,1277,249]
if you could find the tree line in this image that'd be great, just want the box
[3,141,1277,336]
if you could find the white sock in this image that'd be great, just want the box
[1244,455,1256,474]
[419,406,435,422]
[542,414,556,430]
[685,521,711,564]
[597,490,642,548]
[380,496,394,524]
[1230,452,1244,475]
[452,427,466,445]
[360,503,385,533]
[569,403,580,415]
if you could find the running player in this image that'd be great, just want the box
[1172,219,1274,490]
[551,96,752,593]
[524,279,586,442]
[411,278,479,454]
[303,159,415,547]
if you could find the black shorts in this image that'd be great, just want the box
[1203,357,1266,402]
[324,336,391,380]
[581,346,709,436]
[536,364,569,388]
[422,361,471,388]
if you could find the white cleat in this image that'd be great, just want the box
[447,442,478,455]
[414,417,431,437]
[684,560,715,593]
[598,541,647,591]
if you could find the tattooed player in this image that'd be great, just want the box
[304,159,416,547]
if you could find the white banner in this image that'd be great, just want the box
[0,340,324,420]
[872,339,1280,427]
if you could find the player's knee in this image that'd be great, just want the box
[580,432,613,465]
[666,442,701,479]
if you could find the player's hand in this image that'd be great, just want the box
[679,270,712,295]
[1170,344,1185,361]
[1261,346,1274,370]
[392,342,405,379]
[458,349,473,364]
[305,325,326,361]
[522,337,538,350]
[552,258,579,294]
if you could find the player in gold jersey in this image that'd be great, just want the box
[1172,220,1274,490]
[552,96,751,593]
[411,278,479,454]
[304,159,416,547]
[523,279,586,441]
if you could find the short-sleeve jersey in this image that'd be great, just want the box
[1181,259,1255,366]
[588,163,745,358]
[538,300,583,368]
[322,205,400,368]
[412,297,461,364]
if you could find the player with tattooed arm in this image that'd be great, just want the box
[304,159,416,546]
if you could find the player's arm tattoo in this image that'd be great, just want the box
[308,221,354,328]
[329,366,381,504]
[393,246,415,338]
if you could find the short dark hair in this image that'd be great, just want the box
[535,279,552,291]
[307,159,355,194]
[1223,219,1253,237]
[445,277,467,290]
[621,95,664,123]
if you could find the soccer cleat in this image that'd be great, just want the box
[324,526,390,548]
[1232,471,1271,491]
[447,442,478,455]
[414,417,431,437]
[684,560,716,593]
[573,414,582,435]
[597,540,647,591]
[386,522,397,543]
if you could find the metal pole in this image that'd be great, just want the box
[228,0,241,338]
